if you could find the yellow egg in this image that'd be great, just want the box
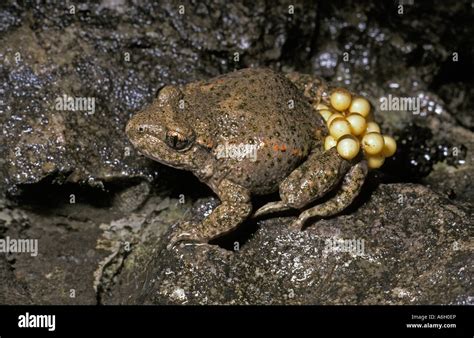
[336,135,360,160]
[346,113,367,136]
[329,118,352,140]
[330,88,352,112]
[366,154,385,169]
[381,135,397,157]
[327,112,345,126]
[365,121,381,134]
[349,97,370,117]
[319,109,333,122]
[362,132,384,155]
[316,103,330,110]
[324,135,337,150]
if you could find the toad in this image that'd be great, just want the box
[126,68,396,247]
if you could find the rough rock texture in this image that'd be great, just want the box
[0,1,472,305]
[105,184,473,305]
[0,192,116,304]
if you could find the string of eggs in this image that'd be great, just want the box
[317,88,397,169]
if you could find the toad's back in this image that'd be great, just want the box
[181,68,325,194]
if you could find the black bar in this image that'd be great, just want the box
[0,305,471,337]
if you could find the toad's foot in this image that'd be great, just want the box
[253,201,288,218]
[290,160,368,229]
[167,221,206,250]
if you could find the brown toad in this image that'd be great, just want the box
[126,68,367,247]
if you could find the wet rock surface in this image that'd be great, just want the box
[0,1,472,304]
[105,184,472,305]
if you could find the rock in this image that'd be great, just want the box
[0,179,185,305]
[112,181,151,213]
[0,257,32,304]
[438,83,474,129]
[0,198,32,304]
[106,184,472,305]
[0,1,318,195]
[0,196,113,304]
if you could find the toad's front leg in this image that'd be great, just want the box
[167,179,252,249]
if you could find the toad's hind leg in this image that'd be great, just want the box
[285,72,327,105]
[253,147,350,218]
[290,160,368,229]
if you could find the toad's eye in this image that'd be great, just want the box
[165,130,192,151]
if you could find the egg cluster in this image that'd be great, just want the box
[317,88,397,169]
